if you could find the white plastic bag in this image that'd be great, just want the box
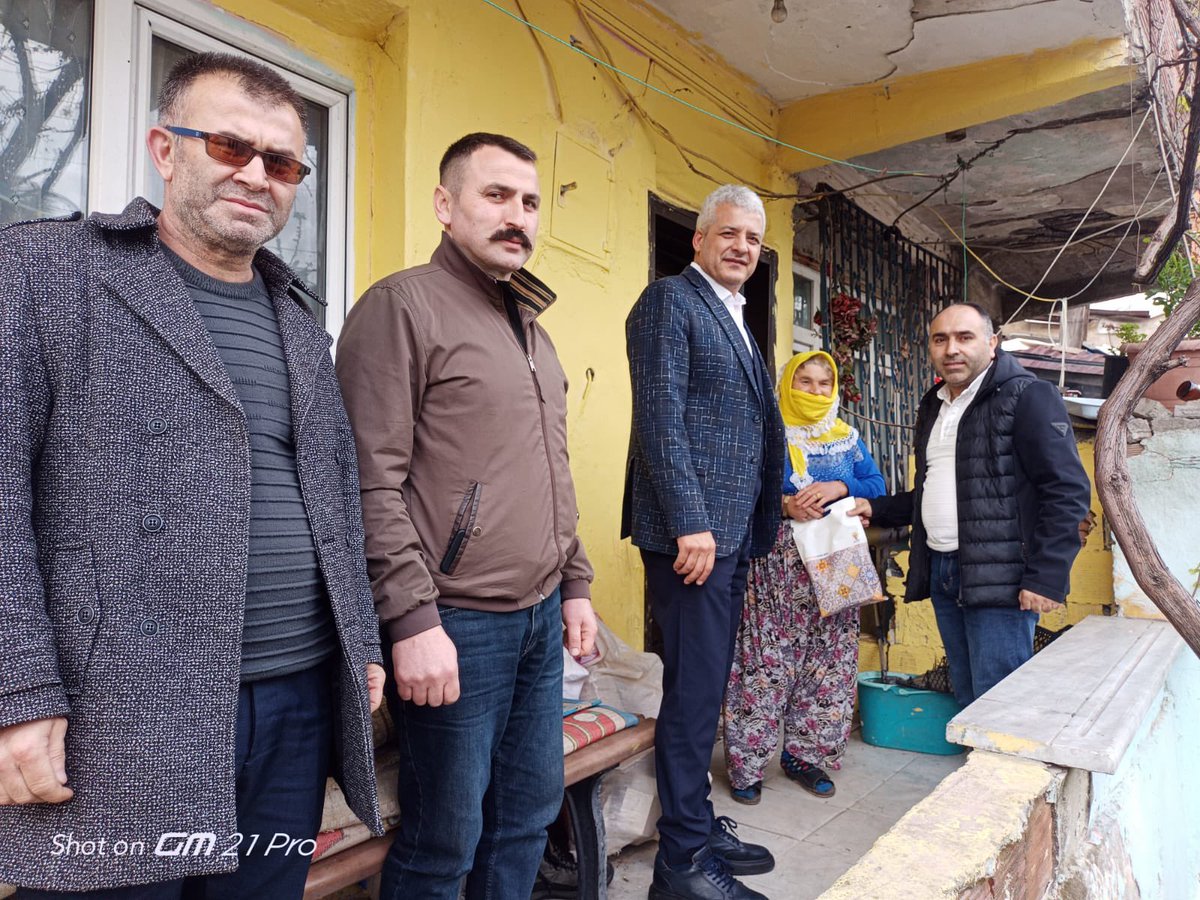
[790,496,884,616]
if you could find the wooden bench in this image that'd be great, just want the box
[303,717,656,900]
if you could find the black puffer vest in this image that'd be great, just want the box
[898,352,1032,607]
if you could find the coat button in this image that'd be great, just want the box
[142,513,164,533]
[147,417,168,435]
[753,414,762,424]
[471,526,482,537]
[140,618,159,636]
[77,605,96,625]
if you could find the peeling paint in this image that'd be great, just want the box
[821,753,1057,899]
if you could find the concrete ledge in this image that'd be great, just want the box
[820,752,1057,899]
[946,616,1182,774]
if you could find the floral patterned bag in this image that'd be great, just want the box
[789,497,885,617]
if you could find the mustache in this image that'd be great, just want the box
[220,191,274,212]
[490,228,532,250]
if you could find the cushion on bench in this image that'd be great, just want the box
[562,705,639,756]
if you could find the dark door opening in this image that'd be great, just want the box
[642,194,779,654]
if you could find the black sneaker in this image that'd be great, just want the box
[648,847,769,900]
[705,816,775,876]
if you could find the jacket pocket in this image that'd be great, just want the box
[439,482,483,576]
[45,543,102,696]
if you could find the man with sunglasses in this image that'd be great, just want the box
[0,52,383,898]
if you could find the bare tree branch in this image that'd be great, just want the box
[1095,276,1200,659]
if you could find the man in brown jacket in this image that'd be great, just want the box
[336,132,597,900]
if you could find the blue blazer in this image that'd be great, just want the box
[622,265,785,558]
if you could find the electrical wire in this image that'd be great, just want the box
[478,0,940,177]
[965,201,1172,252]
[999,104,1154,325]
[928,166,1165,306]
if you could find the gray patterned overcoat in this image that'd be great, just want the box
[0,199,383,891]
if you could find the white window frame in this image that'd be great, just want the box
[88,0,355,337]
[792,261,821,354]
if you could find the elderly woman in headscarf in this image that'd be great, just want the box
[722,350,886,804]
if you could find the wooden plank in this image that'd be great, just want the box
[565,719,657,785]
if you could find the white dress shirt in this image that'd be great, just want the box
[690,262,752,351]
[921,364,992,552]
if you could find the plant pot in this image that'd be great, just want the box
[1121,339,1200,411]
[857,672,965,756]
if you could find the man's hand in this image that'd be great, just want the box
[1018,589,1064,614]
[675,531,717,585]
[1078,510,1097,547]
[562,597,598,659]
[846,497,873,526]
[392,626,460,707]
[0,717,73,805]
[366,663,385,713]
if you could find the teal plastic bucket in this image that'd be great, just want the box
[857,672,966,756]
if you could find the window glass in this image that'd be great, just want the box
[0,0,92,223]
[793,272,814,328]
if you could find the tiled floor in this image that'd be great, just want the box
[607,731,968,900]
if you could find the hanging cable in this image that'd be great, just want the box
[929,167,1166,306]
[999,104,1153,326]
[478,0,940,177]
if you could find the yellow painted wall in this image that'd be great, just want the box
[201,0,1124,652]
[777,37,1132,173]
[859,437,1114,676]
[212,0,796,647]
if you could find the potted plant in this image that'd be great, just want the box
[1121,247,1200,409]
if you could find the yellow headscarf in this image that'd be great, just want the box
[778,350,855,485]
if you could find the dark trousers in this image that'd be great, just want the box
[928,550,1039,707]
[17,663,334,900]
[380,591,564,900]
[642,538,752,867]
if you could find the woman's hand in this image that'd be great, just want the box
[793,481,848,515]
[784,492,825,521]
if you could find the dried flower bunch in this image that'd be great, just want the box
[814,291,878,404]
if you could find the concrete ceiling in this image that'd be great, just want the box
[641,0,1128,103]
[804,84,1173,311]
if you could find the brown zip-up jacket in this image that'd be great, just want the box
[336,234,593,643]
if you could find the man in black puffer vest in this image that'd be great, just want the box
[851,303,1091,707]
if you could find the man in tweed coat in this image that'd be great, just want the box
[622,185,785,900]
[0,53,382,897]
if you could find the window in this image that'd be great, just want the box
[792,261,821,354]
[0,0,93,223]
[0,0,353,332]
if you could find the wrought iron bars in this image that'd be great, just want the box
[815,190,963,491]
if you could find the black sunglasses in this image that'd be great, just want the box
[165,126,311,185]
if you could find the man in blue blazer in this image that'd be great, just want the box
[623,185,785,900]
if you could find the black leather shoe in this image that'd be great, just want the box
[706,816,775,876]
[648,847,769,900]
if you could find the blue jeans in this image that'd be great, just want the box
[380,590,564,900]
[17,663,334,900]
[928,550,1038,707]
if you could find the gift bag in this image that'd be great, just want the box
[789,496,885,616]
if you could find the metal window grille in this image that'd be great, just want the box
[816,190,963,490]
